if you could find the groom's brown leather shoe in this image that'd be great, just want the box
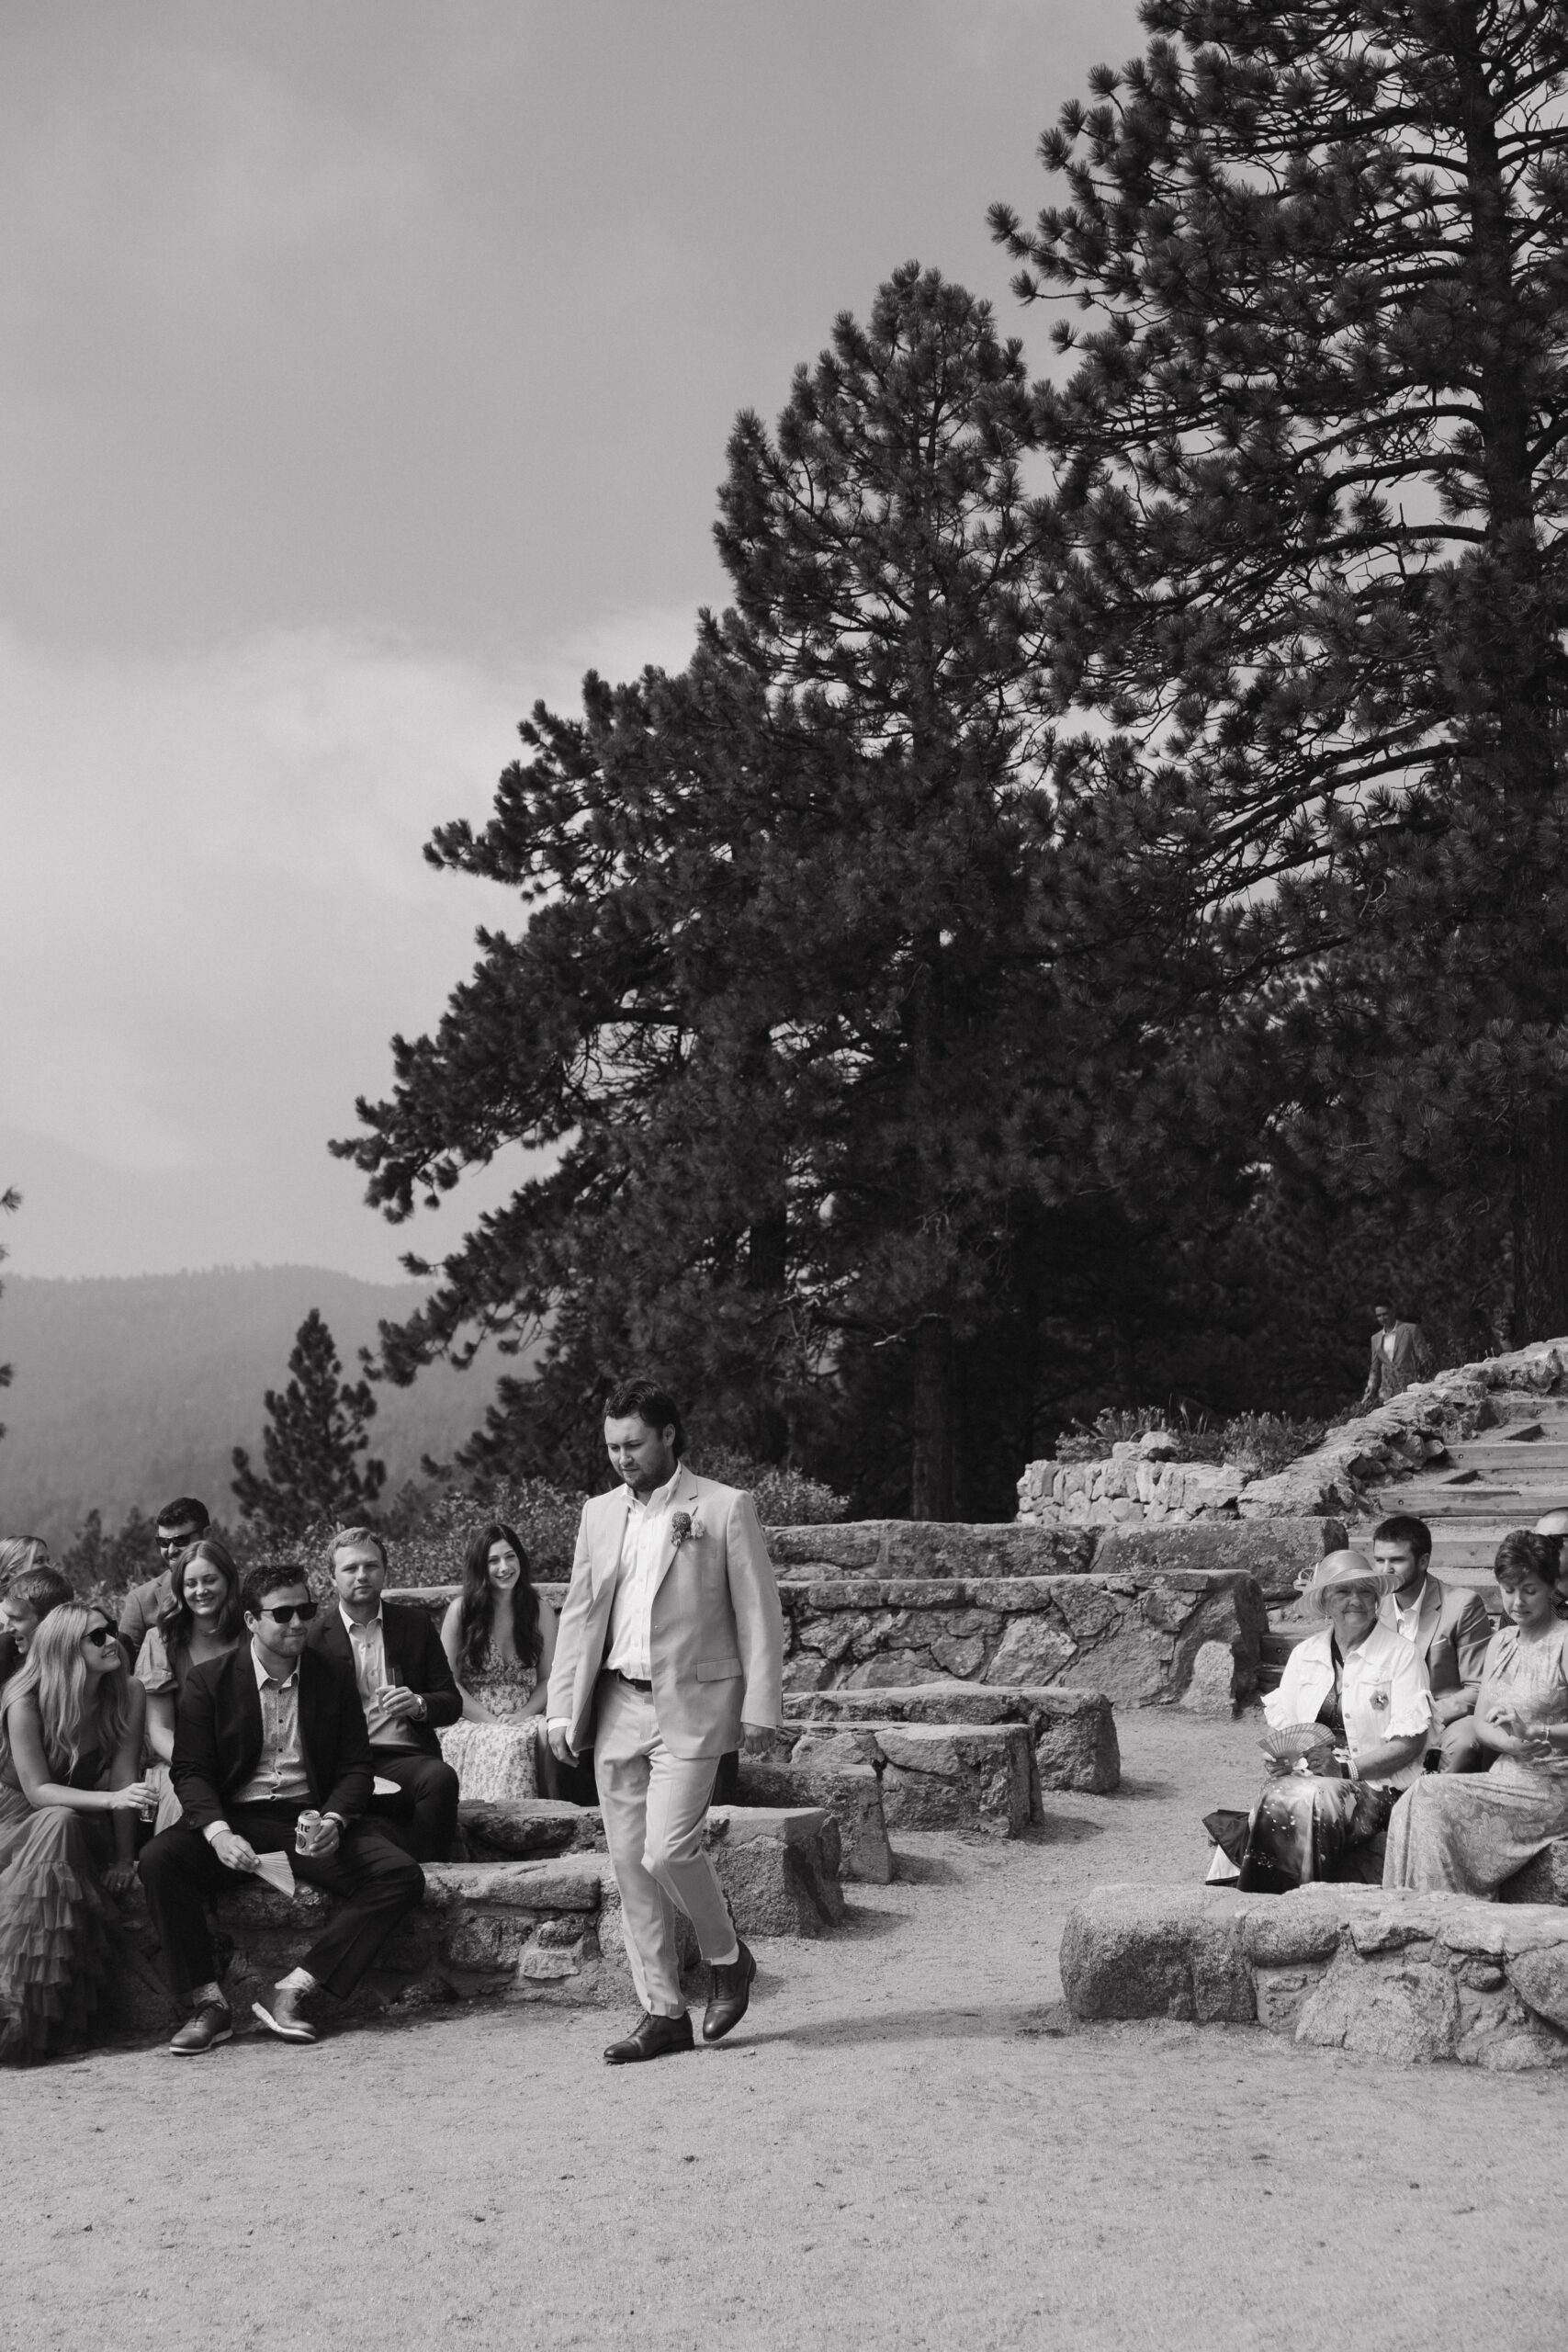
[702,1939,756,2043]
[603,2009,694,2065]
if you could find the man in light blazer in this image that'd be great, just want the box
[1373,1513,1494,1771]
[546,1376,784,2065]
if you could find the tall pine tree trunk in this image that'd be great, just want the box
[909,1310,953,1521]
[1512,1105,1568,1343]
[1461,32,1568,1342]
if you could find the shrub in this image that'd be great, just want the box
[682,1448,851,1525]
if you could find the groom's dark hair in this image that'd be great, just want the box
[604,1377,684,1457]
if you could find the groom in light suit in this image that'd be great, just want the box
[546,1378,784,2064]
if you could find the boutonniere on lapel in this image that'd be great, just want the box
[669,1509,704,1552]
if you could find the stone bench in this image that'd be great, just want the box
[1059,1882,1568,2069]
[784,1679,1120,1794]
[109,1805,844,2039]
[730,1757,893,1883]
[777,1720,1036,1839]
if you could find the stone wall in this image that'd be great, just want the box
[775,1570,1266,1707]
[403,1559,1268,1709]
[1015,1336,1568,1534]
[1016,1442,1247,1530]
[1059,1880,1568,2070]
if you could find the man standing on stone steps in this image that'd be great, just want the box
[1373,1513,1492,1773]
[546,1378,784,2065]
[1358,1303,1434,1412]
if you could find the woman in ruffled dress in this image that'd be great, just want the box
[136,1538,244,1828]
[0,1601,152,2062]
[1385,1530,1568,1894]
[441,1521,557,1724]
[1208,1551,1431,1893]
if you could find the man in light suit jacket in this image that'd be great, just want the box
[547,1377,784,2066]
[1373,1513,1494,1771]
[1358,1305,1434,1410]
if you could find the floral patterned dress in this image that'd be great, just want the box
[1385,1620,1568,1895]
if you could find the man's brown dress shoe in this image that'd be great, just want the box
[603,2009,694,2065]
[702,1939,756,2043]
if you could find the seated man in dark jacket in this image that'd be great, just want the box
[138,1561,423,2054]
[308,1527,462,1861]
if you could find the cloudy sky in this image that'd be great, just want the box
[2,0,1143,1283]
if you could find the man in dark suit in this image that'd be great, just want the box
[307,1527,462,1861]
[137,1561,424,2054]
[1373,1512,1493,1771]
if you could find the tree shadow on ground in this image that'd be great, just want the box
[730,1999,1075,2052]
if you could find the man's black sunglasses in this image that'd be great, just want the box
[255,1600,320,1625]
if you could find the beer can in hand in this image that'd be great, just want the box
[295,1808,321,1855]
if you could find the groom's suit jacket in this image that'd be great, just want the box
[546,1467,784,1761]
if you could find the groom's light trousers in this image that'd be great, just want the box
[593,1672,735,2018]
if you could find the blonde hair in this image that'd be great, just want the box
[0,1537,50,1583]
[2,1604,128,1779]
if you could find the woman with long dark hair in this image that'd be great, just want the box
[0,1601,152,2061]
[440,1522,557,1722]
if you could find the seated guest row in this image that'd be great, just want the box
[0,1504,562,2063]
[1207,1520,1568,1899]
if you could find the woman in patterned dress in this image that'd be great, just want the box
[440,1522,558,1723]
[1385,1530,1568,1895]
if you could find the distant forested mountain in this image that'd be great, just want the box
[0,1268,521,1548]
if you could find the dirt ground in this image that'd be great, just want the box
[4,1707,1566,2352]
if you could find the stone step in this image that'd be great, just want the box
[785,1719,1036,1839]
[731,1756,893,1884]
[782,1679,1120,1793]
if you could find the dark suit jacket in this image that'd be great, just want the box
[305,1600,461,1756]
[1380,1574,1492,1704]
[171,1642,374,1832]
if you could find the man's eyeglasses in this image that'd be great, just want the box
[156,1532,202,1554]
[256,1601,319,1625]
[84,1624,120,1650]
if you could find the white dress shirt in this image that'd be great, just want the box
[1263,1620,1432,1787]
[207,1647,312,1838]
[604,1470,682,1680]
[339,1601,422,1749]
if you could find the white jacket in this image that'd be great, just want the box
[1263,1620,1432,1787]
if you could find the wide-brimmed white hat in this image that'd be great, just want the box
[1303,1548,1390,1618]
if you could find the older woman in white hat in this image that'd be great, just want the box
[1208,1550,1432,1892]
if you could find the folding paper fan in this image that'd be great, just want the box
[1261,1722,1337,1762]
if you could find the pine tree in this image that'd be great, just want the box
[334,267,1073,1517]
[231,1308,386,1536]
[992,0,1568,1340]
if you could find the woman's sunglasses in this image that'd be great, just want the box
[84,1624,120,1650]
[256,1601,319,1625]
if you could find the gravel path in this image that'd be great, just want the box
[4,1709,1565,2352]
